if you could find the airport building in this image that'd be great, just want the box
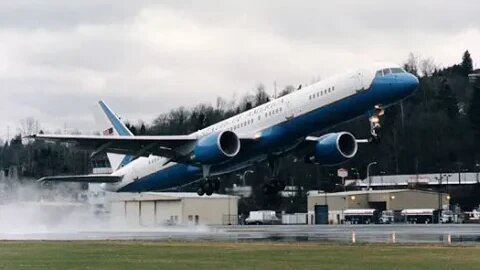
[107,192,239,226]
[307,189,449,224]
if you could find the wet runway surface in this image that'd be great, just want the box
[2,224,480,244]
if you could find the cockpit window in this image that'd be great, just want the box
[390,68,405,73]
[375,67,406,77]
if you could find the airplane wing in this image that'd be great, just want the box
[38,174,122,183]
[27,133,258,161]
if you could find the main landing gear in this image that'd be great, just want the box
[197,165,220,196]
[261,157,286,195]
[368,106,384,144]
[197,178,220,196]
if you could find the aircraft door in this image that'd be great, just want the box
[285,97,295,120]
[354,71,366,92]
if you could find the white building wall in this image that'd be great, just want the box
[155,200,182,225]
[182,197,238,225]
[107,193,239,226]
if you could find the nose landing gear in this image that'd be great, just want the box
[368,106,384,144]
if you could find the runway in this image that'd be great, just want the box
[2,224,480,244]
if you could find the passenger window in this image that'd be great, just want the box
[375,70,383,77]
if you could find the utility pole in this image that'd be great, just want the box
[366,162,378,190]
[456,162,462,185]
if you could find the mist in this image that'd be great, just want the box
[0,176,209,240]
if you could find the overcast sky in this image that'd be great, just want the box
[1,0,479,138]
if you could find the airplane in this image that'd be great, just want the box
[29,63,419,196]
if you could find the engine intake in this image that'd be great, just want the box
[192,131,241,164]
[312,132,358,165]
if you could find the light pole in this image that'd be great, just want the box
[366,162,378,190]
[241,170,254,186]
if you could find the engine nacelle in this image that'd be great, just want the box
[191,131,241,164]
[311,132,358,166]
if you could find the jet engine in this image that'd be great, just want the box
[191,131,241,164]
[308,132,358,166]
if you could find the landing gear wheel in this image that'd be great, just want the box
[198,179,217,196]
[370,134,381,144]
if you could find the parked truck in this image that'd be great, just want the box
[245,210,281,225]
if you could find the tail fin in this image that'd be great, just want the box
[94,100,135,171]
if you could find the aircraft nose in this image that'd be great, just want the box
[397,72,419,96]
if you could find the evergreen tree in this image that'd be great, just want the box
[139,123,146,135]
[435,79,459,119]
[461,50,473,75]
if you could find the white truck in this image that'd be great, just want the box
[380,210,395,224]
[245,210,281,225]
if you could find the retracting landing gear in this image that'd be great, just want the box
[261,157,286,195]
[368,106,384,144]
[197,178,220,196]
[197,165,220,196]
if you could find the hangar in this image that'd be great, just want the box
[108,192,239,226]
[307,189,449,224]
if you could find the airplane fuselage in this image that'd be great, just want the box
[103,63,418,192]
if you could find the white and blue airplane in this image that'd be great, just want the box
[30,63,418,195]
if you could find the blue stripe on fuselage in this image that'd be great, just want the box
[118,74,416,192]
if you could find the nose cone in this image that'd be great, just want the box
[397,72,419,96]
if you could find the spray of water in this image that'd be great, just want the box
[0,178,211,240]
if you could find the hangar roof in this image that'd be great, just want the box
[107,192,239,202]
[307,189,445,197]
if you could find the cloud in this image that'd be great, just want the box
[1,0,479,137]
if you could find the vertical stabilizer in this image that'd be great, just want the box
[94,101,134,171]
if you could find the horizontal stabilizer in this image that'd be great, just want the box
[38,174,122,183]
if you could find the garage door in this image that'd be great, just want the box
[125,201,140,227]
[140,201,155,227]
